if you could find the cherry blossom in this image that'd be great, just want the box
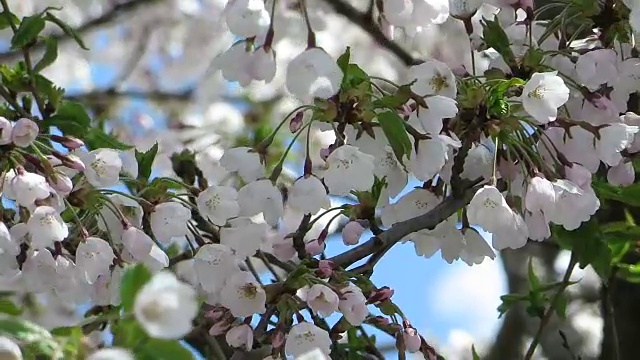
[286,48,344,100]
[323,145,375,195]
[219,271,266,317]
[285,322,332,358]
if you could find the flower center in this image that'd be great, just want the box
[241,283,258,299]
[205,194,221,211]
[482,198,499,209]
[528,86,544,99]
[430,74,448,93]
[141,299,164,322]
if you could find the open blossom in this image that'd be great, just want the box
[324,145,375,196]
[196,185,240,226]
[226,324,254,351]
[220,217,268,258]
[286,48,343,100]
[27,206,69,249]
[288,176,330,215]
[238,179,284,226]
[0,336,22,360]
[134,271,198,339]
[83,149,122,188]
[521,72,569,124]
[121,227,154,260]
[193,244,239,293]
[285,322,332,358]
[304,284,340,317]
[220,147,264,182]
[11,118,38,147]
[7,170,50,207]
[87,348,134,360]
[224,0,269,38]
[339,285,368,326]
[407,59,456,98]
[0,117,11,145]
[219,271,266,317]
[76,237,115,283]
[150,202,191,244]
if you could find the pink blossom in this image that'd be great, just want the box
[342,221,365,245]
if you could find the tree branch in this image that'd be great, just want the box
[320,0,420,66]
[0,0,165,62]
[330,180,486,268]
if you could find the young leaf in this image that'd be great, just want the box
[34,36,58,72]
[84,128,134,151]
[44,12,89,50]
[119,263,152,312]
[136,142,159,182]
[11,15,45,49]
[527,258,541,291]
[0,318,59,357]
[471,345,481,360]
[0,11,19,30]
[42,100,91,137]
[337,46,351,76]
[377,111,412,164]
[0,298,22,316]
[481,17,516,68]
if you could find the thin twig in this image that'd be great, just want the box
[523,253,577,360]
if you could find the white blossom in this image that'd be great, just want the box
[238,179,284,226]
[83,149,122,188]
[150,202,191,244]
[324,145,375,196]
[288,176,330,215]
[286,48,343,100]
[11,118,38,148]
[134,271,198,339]
[196,185,240,226]
[27,206,69,249]
[285,322,332,358]
[219,271,266,317]
[521,72,570,124]
[76,237,115,284]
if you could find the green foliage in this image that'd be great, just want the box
[11,15,45,49]
[337,47,370,90]
[554,219,612,279]
[119,264,152,313]
[34,36,58,72]
[376,111,412,164]
[84,127,134,151]
[136,143,159,183]
[42,100,91,137]
[481,17,516,68]
[0,11,19,31]
[43,11,89,50]
[0,297,22,316]
[0,318,61,358]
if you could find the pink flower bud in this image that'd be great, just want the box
[608,162,635,187]
[63,154,86,172]
[305,239,325,256]
[367,286,394,304]
[403,327,421,353]
[342,221,365,246]
[289,112,303,133]
[366,316,390,327]
[11,118,38,148]
[316,260,334,278]
[52,135,84,150]
[205,307,227,321]
[49,173,73,195]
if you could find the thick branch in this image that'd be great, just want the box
[320,0,419,66]
[66,88,193,103]
[0,0,164,62]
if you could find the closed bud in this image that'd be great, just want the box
[51,134,84,150]
[367,286,394,304]
[289,112,303,133]
[305,239,325,256]
[315,260,334,278]
[11,118,38,148]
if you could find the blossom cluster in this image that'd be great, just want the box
[0,0,639,359]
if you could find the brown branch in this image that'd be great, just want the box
[330,180,486,269]
[0,0,165,62]
[320,0,420,66]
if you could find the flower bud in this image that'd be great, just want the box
[11,118,38,148]
[403,327,421,353]
[305,239,325,256]
[367,286,395,304]
[315,260,334,278]
[289,112,303,133]
[608,162,635,186]
[342,221,365,246]
[225,324,253,352]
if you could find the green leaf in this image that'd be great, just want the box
[0,12,19,31]
[44,12,89,50]
[554,220,612,279]
[119,263,152,312]
[372,84,412,109]
[0,298,22,315]
[42,100,91,137]
[377,111,412,164]
[136,143,159,182]
[84,128,134,151]
[481,17,516,68]
[11,15,45,49]
[34,36,58,72]
[337,47,351,76]
[471,345,481,360]
[555,291,569,319]
[0,318,59,357]
[137,339,195,360]
[594,180,640,207]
